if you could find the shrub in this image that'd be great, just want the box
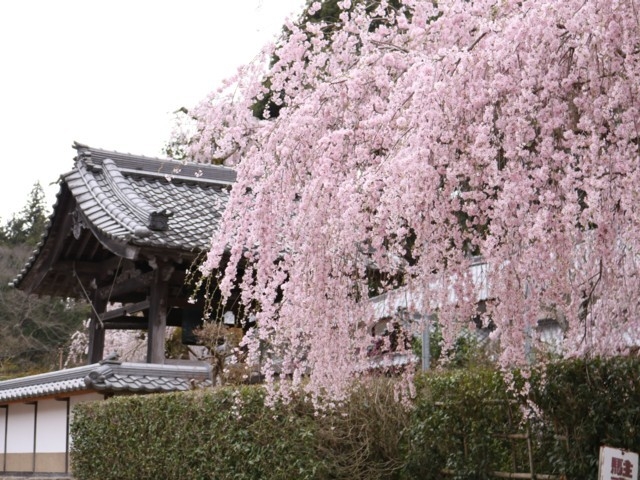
[530,356,640,478]
[71,386,324,480]
[404,368,524,479]
[71,379,409,480]
[71,357,640,480]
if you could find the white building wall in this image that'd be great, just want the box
[0,392,105,474]
[5,403,35,472]
[5,403,35,454]
[0,405,7,471]
[0,405,6,446]
[35,400,67,453]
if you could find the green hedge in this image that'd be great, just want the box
[71,357,640,480]
[71,386,324,480]
[531,357,640,478]
[404,368,524,478]
[71,380,409,480]
[404,357,640,479]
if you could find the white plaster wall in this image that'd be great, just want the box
[0,406,7,454]
[35,400,67,453]
[6,403,35,454]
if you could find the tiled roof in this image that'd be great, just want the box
[0,359,212,403]
[11,143,236,292]
[66,143,234,250]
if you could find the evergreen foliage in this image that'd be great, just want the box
[71,357,640,480]
[0,185,88,377]
[531,357,640,478]
[0,182,48,247]
[72,379,408,480]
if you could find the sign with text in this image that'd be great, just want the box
[599,446,639,480]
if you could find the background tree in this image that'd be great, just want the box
[0,186,88,378]
[0,182,48,246]
[181,0,640,402]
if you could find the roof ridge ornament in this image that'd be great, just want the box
[100,352,121,364]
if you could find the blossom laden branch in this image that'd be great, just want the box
[181,0,640,403]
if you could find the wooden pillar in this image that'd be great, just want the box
[88,293,106,364]
[147,264,172,364]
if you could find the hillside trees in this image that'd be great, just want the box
[182,0,640,402]
[0,182,48,246]
[0,184,88,377]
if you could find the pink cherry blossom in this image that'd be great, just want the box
[182,0,640,403]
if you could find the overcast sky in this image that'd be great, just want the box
[0,0,304,222]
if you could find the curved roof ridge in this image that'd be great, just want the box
[74,141,237,185]
[75,158,151,238]
[102,158,171,232]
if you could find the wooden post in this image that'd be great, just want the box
[88,293,106,364]
[147,264,172,364]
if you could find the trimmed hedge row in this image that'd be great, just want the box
[71,380,407,480]
[404,368,523,477]
[71,386,323,480]
[532,357,640,478]
[71,357,640,480]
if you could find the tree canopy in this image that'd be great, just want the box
[182,0,640,402]
[0,182,48,247]
[0,185,88,377]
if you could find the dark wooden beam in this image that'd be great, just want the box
[88,292,107,364]
[147,264,173,363]
[86,224,140,260]
[99,299,150,322]
[64,226,92,258]
[52,257,125,277]
[86,234,103,259]
[103,319,148,330]
[167,295,206,309]
[19,194,76,294]
[102,307,183,329]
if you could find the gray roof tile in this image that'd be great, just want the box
[67,145,233,250]
[11,143,235,290]
[0,360,212,403]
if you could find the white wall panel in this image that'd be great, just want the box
[0,406,7,454]
[35,400,67,453]
[6,403,35,454]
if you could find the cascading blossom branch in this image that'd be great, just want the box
[187,0,640,402]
